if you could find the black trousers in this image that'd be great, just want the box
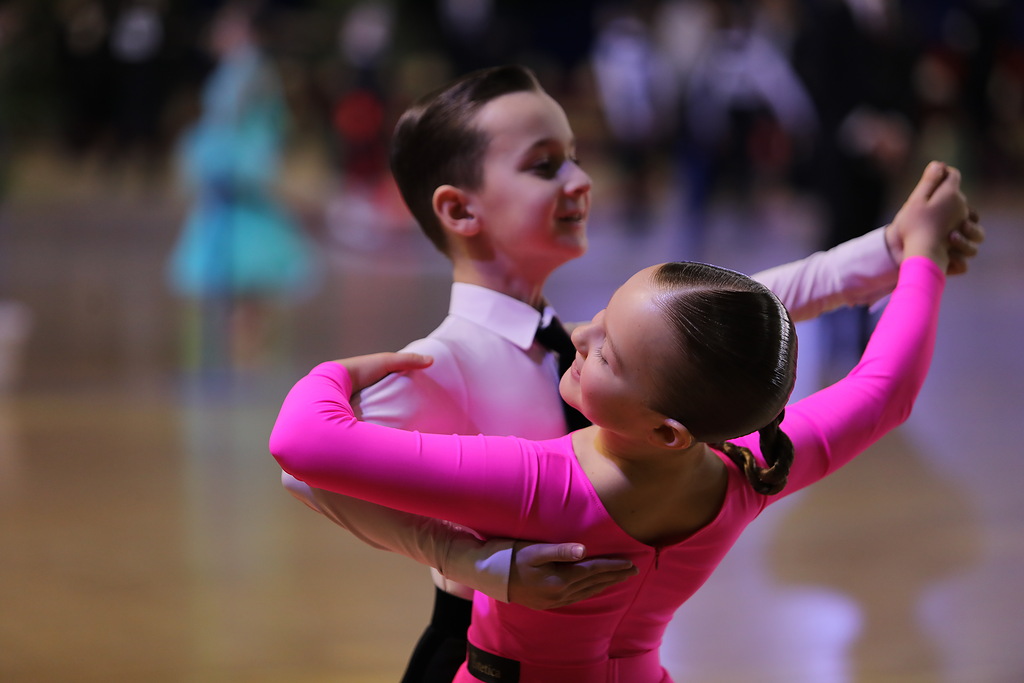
[400,588,473,683]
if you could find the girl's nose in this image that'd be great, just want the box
[570,321,587,355]
[571,311,601,355]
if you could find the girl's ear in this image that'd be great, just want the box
[432,185,479,237]
[650,418,694,450]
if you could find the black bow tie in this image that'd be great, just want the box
[535,317,590,431]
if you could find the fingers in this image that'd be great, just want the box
[927,165,969,237]
[516,542,586,564]
[517,543,636,573]
[380,352,434,373]
[910,160,949,201]
[945,213,985,276]
[334,351,433,372]
[949,229,979,258]
[929,164,963,203]
[545,567,640,608]
[334,352,433,391]
[565,557,638,576]
[959,215,985,243]
[508,543,638,609]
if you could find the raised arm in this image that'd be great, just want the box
[770,256,944,494]
[753,161,983,322]
[752,227,897,322]
[759,163,969,495]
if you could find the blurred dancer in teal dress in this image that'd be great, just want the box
[168,2,317,372]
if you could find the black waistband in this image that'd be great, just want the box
[466,643,520,683]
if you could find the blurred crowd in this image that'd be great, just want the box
[0,0,1020,203]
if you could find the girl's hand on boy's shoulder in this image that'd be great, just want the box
[333,352,434,393]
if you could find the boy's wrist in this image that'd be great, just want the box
[883,222,904,265]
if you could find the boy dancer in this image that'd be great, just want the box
[282,66,982,682]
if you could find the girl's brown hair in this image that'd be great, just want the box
[650,262,797,494]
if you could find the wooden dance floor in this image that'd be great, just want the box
[2,150,1023,682]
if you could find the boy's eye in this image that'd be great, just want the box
[594,346,609,365]
[530,158,560,177]
[528,151,581,178]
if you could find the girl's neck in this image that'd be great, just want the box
[576,426,709,476]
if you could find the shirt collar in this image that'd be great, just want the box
[449,283,554,351]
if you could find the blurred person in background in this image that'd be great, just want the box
[0,0,30,392]
[792,0,919,365]
[678,0,818,255]
[166,1,318,373]
[902,0,1024,181]
[321,0,410,249]
[55,0,115,164]
[107,0,170,183]
[590,5,676,235]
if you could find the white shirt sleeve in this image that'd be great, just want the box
[282,473,513,601]
[752,227,898,322]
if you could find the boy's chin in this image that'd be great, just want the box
[556,233,588,257]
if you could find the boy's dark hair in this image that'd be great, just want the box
[390,65,543,255]
[650,262,798,495]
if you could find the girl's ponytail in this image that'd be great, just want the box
[713,410,793,495]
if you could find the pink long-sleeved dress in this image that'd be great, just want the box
[271,257,944,683]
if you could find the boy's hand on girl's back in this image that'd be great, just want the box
[509,542,638,610]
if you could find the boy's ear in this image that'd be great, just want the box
[650,418,694,451]
[432,185,479,237]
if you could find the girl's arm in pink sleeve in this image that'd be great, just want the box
[770,256,945,495]
[270,364,536,538]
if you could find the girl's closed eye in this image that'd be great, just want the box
[594,346,608,365]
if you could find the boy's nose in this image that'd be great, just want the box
[566,162,592,195]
